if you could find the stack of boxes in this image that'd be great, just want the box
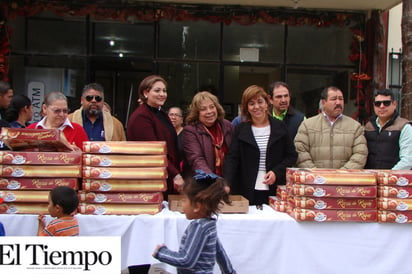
[80,141,168,215]
[377,170,412,223]
[0,150,82,214]
[271,168,378,222]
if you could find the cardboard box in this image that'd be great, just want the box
[82,166,167,179]
[78,191,163,204]
[0,203,49,214]
[0,177,78,190]
[0,128,73,152]
[378,186,412,199]
[168,195,249,213]
[286,168,376,185]
[83,154,167,167]
[290,196,377,209]
[276,185,288,201]
[83,141,167,154]
[0,151,82,165]
[374,170,412,186]
[82,179,167,192]
[290,207,377,222]
[378,198,412,211]
[378,210,412,223]
[78,203,162,215]
[0,165,82,178]
[269,196,288,212]
[289,184,377,198]
[1,190,49,202]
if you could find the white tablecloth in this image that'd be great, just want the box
[1,204,411,274]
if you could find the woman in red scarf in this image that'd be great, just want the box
[182,91,234,177]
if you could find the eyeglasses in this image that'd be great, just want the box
[168,113,182,118]
[50,108,70,114]
[374,100,392,107]
[85,95,103,102]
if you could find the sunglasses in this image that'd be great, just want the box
[85,95,103,102]
[374,100,392,107]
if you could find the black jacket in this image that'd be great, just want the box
[224,115,297,204]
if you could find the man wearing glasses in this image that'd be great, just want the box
[364,88,412,169]
[69,83,126,141]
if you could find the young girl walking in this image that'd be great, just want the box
[153,170,236,274]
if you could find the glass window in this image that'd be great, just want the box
[223,23,284,63]
[159,21,220,60]
[288,25,353,65]
[27,19,86,55]
[158,62,220,109]
[94,22,154,57]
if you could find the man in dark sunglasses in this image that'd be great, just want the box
[68,83,126,141]
[364,88,412,169]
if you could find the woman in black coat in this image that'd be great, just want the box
[223,85,297,206]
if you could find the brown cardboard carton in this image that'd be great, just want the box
[82,179,167,192]
[0,203,49,214]
[289,184,377,198]
[378,186,412,199]
[0,151,82,165]
[0,165,82,178]
[378,198,412,211]
[83,141,167,154]
[168,195,249,213]
[78,191,163,204]
[78,203,162,215]
[0,177,78,190]
[290,207,377,222]
[1,190,49,202]
[286,168,376,185]
[83,154,167,167]
[378,210,412,223]
[290,196,377,209]
[0,128,73,152]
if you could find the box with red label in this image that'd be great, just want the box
[78,203,162,215]
[0,151,82,165]
[83,141,166,154]
[378,198,412,211]
[289,184,377,198]
[0,128,73,152]
[0,177,78,190]
[290,207,377,222]
[373,170,412,186]
[378,210,412,223]
[276,185,288,201]
[0,165,82,178]
[78,191,163,204]
[83,154,167,167]
[286,168,376,185]
[290,196,377,210]
[0,190,49,202]
[378,186,412,199]
[82,166,167,179]
[0,203,49,214]
[269,196,288,212]
[82,179,167,192]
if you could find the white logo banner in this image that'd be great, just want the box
[0,236,121,274]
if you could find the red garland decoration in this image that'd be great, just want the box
[0,4,10,82]
[349,27,371,123]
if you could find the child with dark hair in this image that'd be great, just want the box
[5,94,33,128]
[153,170,236,274]
[37,186,79,236]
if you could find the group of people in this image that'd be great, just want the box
[1,76,411,273]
